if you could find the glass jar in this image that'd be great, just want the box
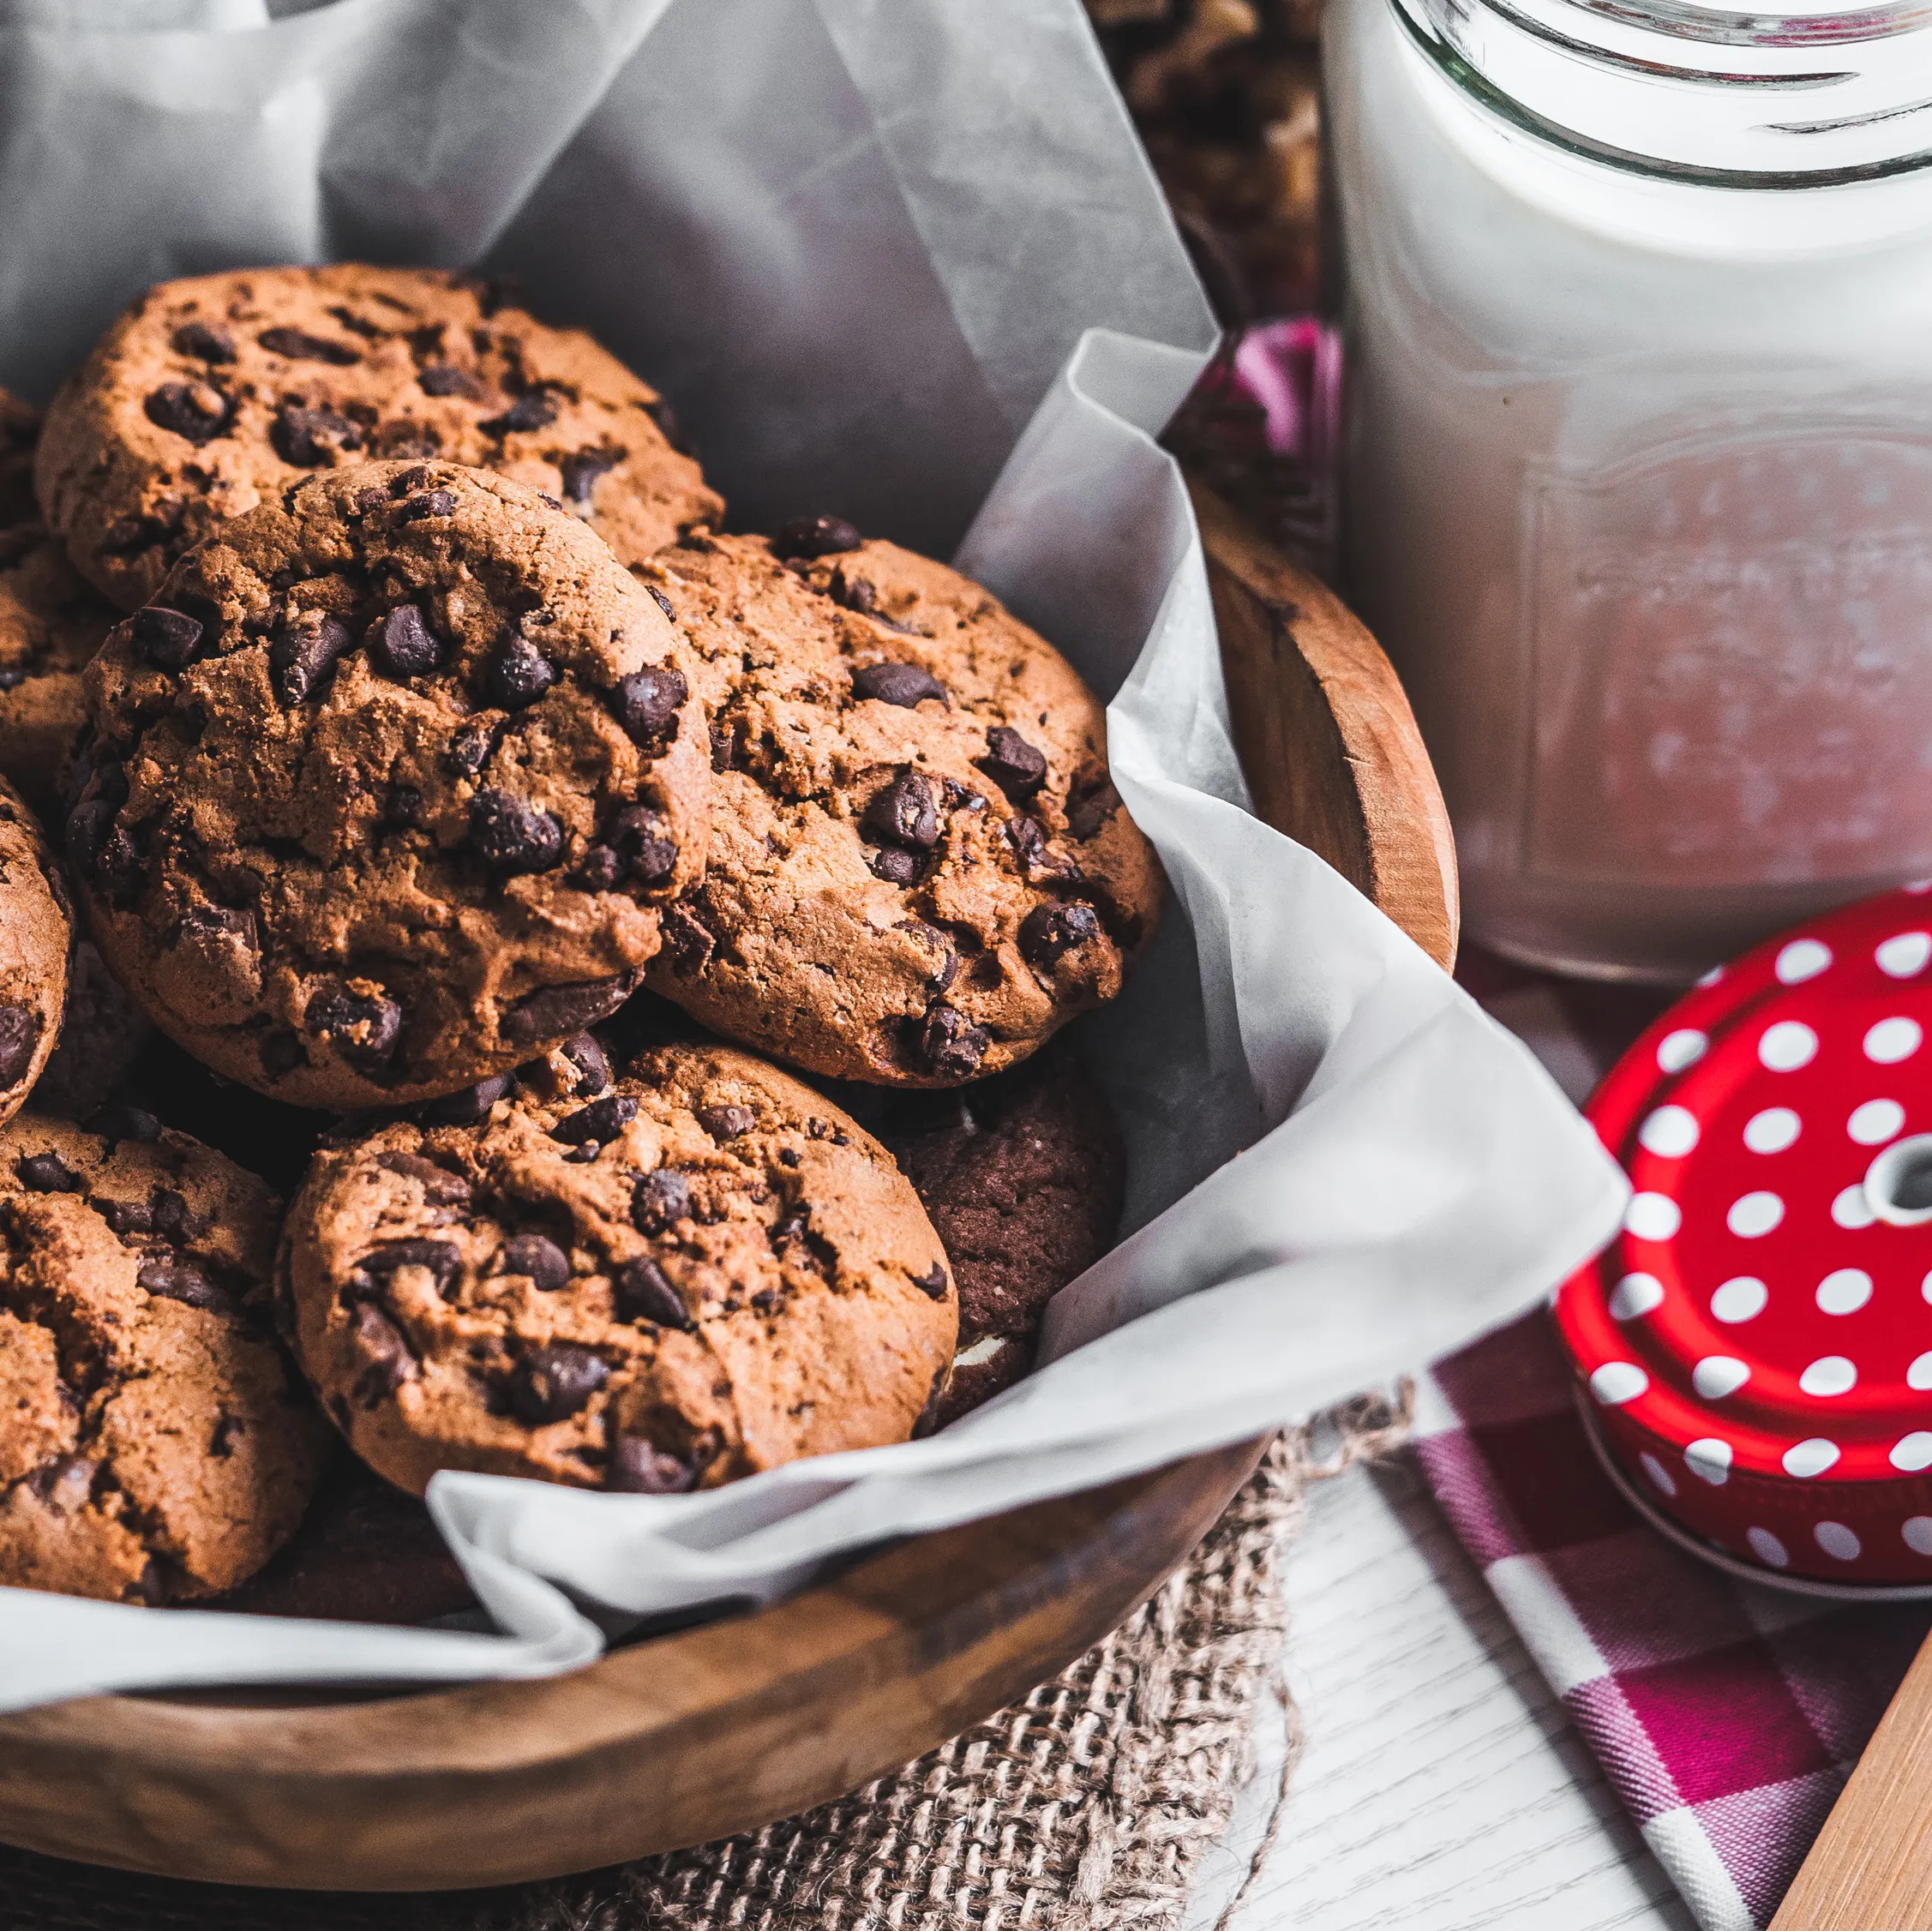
[1325,0,1932,981]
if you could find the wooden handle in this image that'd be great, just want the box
[1192,479,1461,970]
[1770,1628,1932,1928]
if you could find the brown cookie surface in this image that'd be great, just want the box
[73,461,711,1110]
[0,389,37,529]
[35,265,723,613]
[637,525,1163,1086]
[0,1111,331,1603]
[279,1039,957,1497]
[29,939,150,1123]
[0,774,70,1129]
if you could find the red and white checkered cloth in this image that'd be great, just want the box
[1413,951,1932,1931]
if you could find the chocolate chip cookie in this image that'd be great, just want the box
[279,1038,957,1496]
[0,775,69,1129]
[36,265,723,612]
[836,1043,1125,1421]
[0,1111,331,1603]
[636,524,1164,1085]
[72,461,712,1111]
[29,940,150,1123]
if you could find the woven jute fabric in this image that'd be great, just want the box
[0,1394,1408,1931]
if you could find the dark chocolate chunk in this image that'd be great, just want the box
[397,489,456,524]
[501,973,638,1045]
[0,1002,41,1088]
[357,1238,461,1293]
[507,1344,608,1424]
[851,661,945,708]
[864,771,940,849]
[631,1167,691,1232]
[560,445,622,504]
[375,1152,471,1205]
[552,1094,637,1145]
[645,585,676,622]
[772,513,862,559]
[1067,779,1122,842]
[87,1102,161,1145]
[351,1303,418,1397]
[381,783,423,828]
[558,1032,610,1096]
[417,364,483,399]
[306,985,403,1072]
[268,611,355,705]
[613,663,687,747]
[486,631,557,710]
[608,1435,699,1493]
[696,1104,754,1141]
[662,905,715,976]
[606,803,678,890]
[272,402,364,468]
[499,1234,570,1294]
[0,669,25,693]
[916,1004,989,1079]
[259,1030,307,1080]
[171,321,234,363]
[469,789,564,875]
[978,726,1048,802]
[137,1257,224,1310]
[258,326,361,366]
[915,1262,950,1300]
[417,1071,512,1126]
[643,395,694,454]
[131,605,205,669]
[1004,815,1047,873]
[144,381,231,445]
[15,1151,81,1193]
[481,391,559,436]
[370,603,445,679]
[869,845,926,885]
[444,720,500,777]
[1019,902,1101,970]
[611,1256,690,1330]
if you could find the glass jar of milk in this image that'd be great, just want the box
[1326,0,1932,980]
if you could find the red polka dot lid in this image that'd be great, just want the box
[1554,884,1932,1586]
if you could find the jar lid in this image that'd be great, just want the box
[1553,884,1932,1583]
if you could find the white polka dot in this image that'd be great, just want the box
[1833,1184,1876,1229]
[1905,1518,1932,1556]
[1748,1526,1790,1568]
[1815,1520,1862,1561]
[1624,1192,1682,1241]
[1923,1269,1932,1305]
[1760,1020,1819,1071]
[1866,1016,1923,1064]
[1657,1028,1708,1073]
[1743,1107,1802,1154]
[1639,1105,1700,1158]
[1641,1452,1677,1497]
[1692,1358,1750,1400]
[1684,1438,1733,1484]
[1911,880,1932,895]
[1785,1437,1840,1477]
[1850,1099,1907,1146]
[1777,938,1833,983]
[1591,1361,1647,1406]
[1892,1433,1932,1472]
[1910,1352,1932,1390]
[1800,1355,1857,1396]
[1815,1268,1874,1315]
[1712,1276,1768,1323]
[1608,1273,1665,1321]
[1695,963,1726,987]
[1727,1191,1785,1238]
[1878,932,1932,978]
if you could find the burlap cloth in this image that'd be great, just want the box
[0,1393,1408,1931]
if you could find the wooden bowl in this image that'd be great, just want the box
[0,483,1458,1890]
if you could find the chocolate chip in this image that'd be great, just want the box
[376,1151,471,1205]
[0,669,24,693]
[851,662,945,708]
[560,446,623,504]
[607,803,678,890]
[558,1032,610,1096]
[137,1257,224,1310]
[869,846,926,886]
[643,395,694,454]
[1019,902,1101,970]
[1004,815,1047,873]
[911,1376,945,1440]
[417,1071,512,1126]
[258,326,361,365]
[87,1102,161,1145]
[15,1151,81,1193]
[357,1238,461,1293]
[398,489,456,524]
[507,1344,608,1424]
[272,402,364,468]
[97,1196,151,1238]
[708,722,734,772]
[575,847,624,893]
[553,1094,637,1145]
[259,1030,307,1080]
[351,1303,418,1397]
[0,1002,41,1088]
[171,321,234,363]
[502,973,638,1045]
[645,585,676,622]
[696,1104,754,1141]
[979,726,1048,802]
[500,1234,570,1293]
[608,1435,699,1493]
[381,783,423,828]
[487,632,557,711]
[632,1167,691,1232]
[306,986,404,1072]
[829,571,876,613]
[662,905,715,977]
[772,514,862,559]
[864,772,940,849]
[170,903,255,955]
[613,663,687,747]
[417,364,483,399]
[1067,779,1121,841]
[611,1256,691,1329]
[469,788,564,875]
[481,391,559,437]
[915,1262,950,1300]
[371,603,445,679]
[916,1004,988,1079]
[131,605,205,669]
[564,1142,602,1164]
[147,1190,200,1244]
[445,720,500,777]
[144,381,231,444]
[268,611,355,705]
[101,500,185,557]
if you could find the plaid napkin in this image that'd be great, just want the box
[1416,951,1932,1931]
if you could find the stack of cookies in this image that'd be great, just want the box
[0,266,1161,1615]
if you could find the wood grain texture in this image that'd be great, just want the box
[1769,1628,1932,1931]
[0,477,1461,1892]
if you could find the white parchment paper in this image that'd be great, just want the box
[0,0,1628,1711]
